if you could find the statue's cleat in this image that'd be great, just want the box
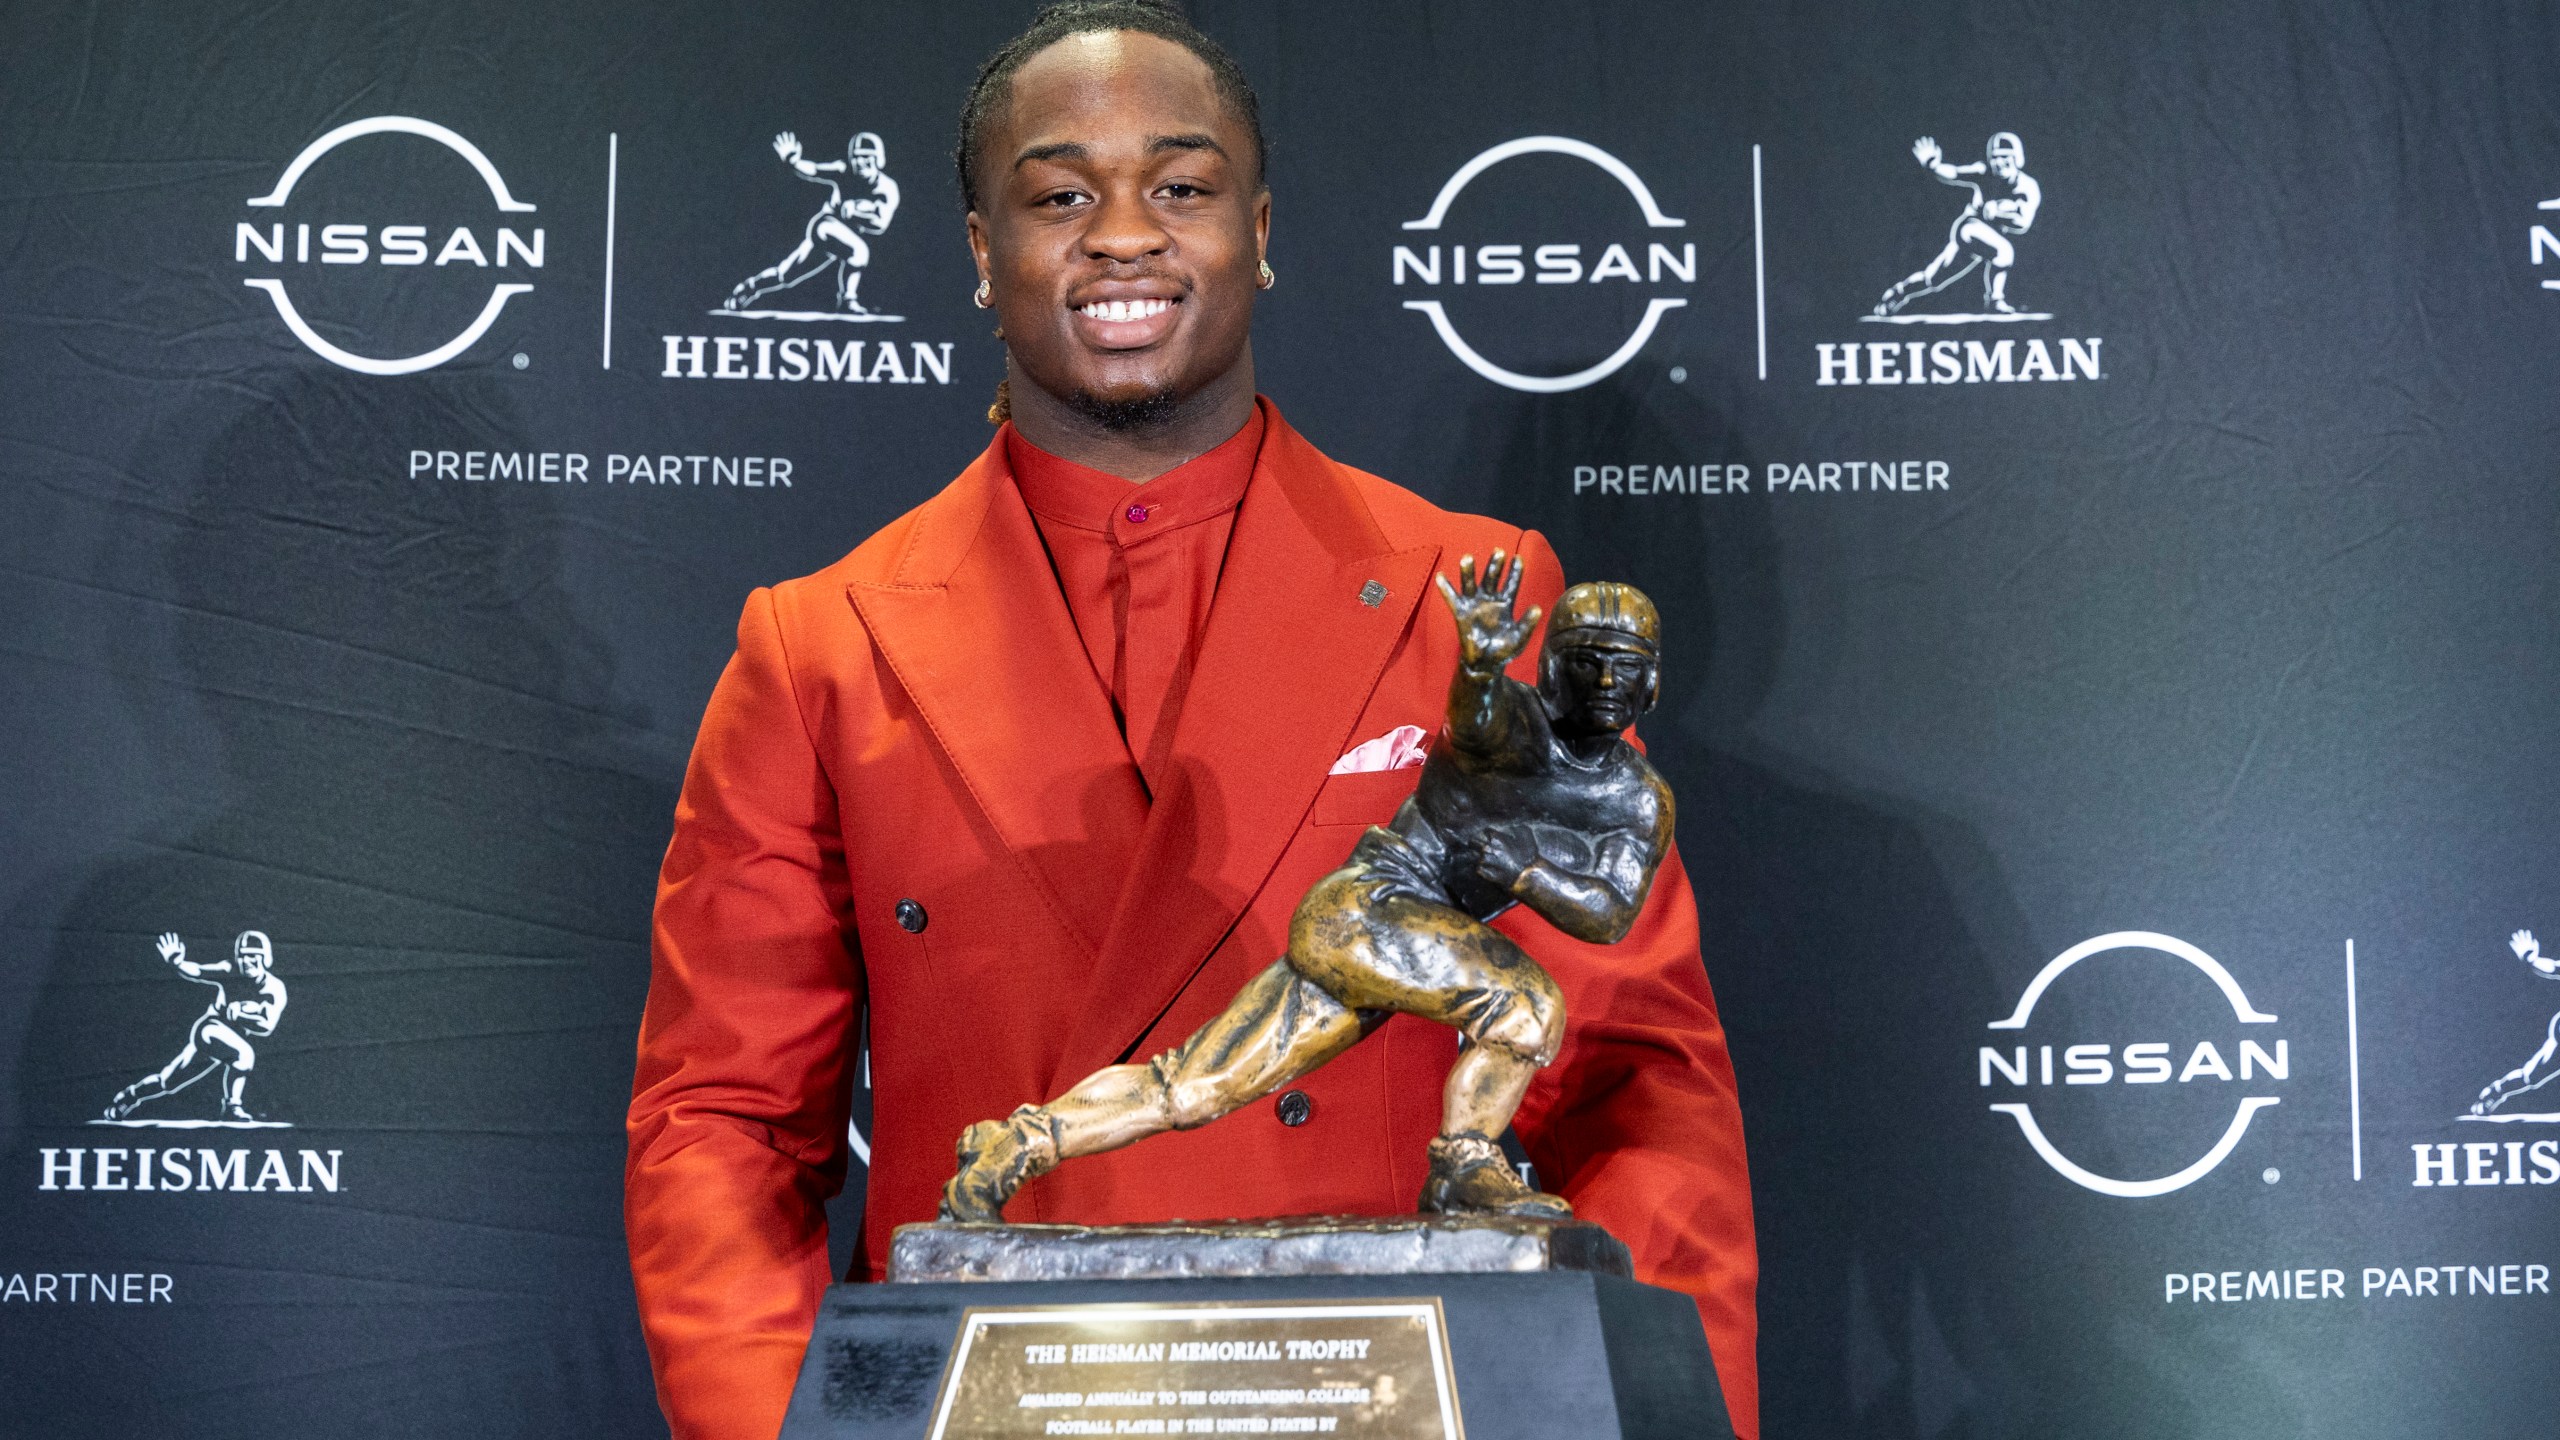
[938,1121,1009,1222]
[1418,1134,1573,1220]
[219,1104,255,1124]
[937,1106,1061,1223]
[101,1090,138,1122]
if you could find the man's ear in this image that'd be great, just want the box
[966,210,994,291]
[1641,662,1662,714]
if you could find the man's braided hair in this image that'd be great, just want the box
[957,0,1268,423]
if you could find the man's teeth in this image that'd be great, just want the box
[1080,298,1172,322]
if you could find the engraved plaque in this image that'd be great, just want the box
[924,1298,1464,1439]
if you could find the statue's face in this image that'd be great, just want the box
[1545,637,1657,739]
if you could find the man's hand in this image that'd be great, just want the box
[155,932,184,965]
[1434,550,1543,673]
[1473,825,1539,893]
[1913,136,1942,167]
[773,131,802,164]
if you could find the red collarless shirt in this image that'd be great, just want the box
[1005,406,1265,794]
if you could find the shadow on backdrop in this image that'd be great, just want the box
[3,367,676,1439]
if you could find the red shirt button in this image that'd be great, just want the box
[1125,504,1150,524]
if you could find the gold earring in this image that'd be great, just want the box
[974,279,992,309]
[1257,261,1275,290]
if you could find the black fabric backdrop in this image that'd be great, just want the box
[4,2,2557,1435]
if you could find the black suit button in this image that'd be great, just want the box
[895,899,927,934]
[1276,1090,1313,1127]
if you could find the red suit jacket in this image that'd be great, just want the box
[627,403,1759,1439]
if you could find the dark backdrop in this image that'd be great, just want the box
[4,2,2556,1436]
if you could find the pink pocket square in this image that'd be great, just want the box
[1329,724,1430,775]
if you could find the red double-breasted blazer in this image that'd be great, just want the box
[627,403,1759,1440]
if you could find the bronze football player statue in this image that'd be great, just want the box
[940,553,1673,1223]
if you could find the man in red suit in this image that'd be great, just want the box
[624,5,1759,1439]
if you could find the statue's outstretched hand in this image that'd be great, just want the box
[1434,550,1543,671]
[155,932,184,965]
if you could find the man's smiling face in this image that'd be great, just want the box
[968,30,1268,430]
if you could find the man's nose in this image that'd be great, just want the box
[1084,186,1170,263]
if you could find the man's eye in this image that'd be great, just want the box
[1037,191,1088,209]
[1160,182,1205,199]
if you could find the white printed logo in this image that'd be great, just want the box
[2532,198,2560,292]
[1870,133,2045,323]
[98,931,290,1129]
[1815,131,2102,386]
[235,117,542,375]
[658,127,954,385]
[716,131,904,321]
[1392,137,1694,393]
[1981,931,2286,1198]
[2462,929,2560,1123]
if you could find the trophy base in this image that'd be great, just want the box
[780,1218,1730,1440]
[887,1213,1634,1283]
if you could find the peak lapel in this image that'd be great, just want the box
[848,444,1146,961]
[1051,411,1440,1086]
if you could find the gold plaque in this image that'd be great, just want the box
[923,1298,1465,1439]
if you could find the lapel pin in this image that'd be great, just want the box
[1358,580,1389,608]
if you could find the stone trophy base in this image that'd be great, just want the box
[777,1217,1732,1440]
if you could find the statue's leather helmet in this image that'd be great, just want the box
[1546,582,1660,654]
[1988,131,2024,166]
[850,132,886,165]
[233,930,272,967]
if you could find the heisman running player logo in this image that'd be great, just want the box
[97,931,290,1130]
[1869,133,2045,323]
[1815,130,2103,385]
[2462,930,2560,1123]
[1979,932,2287,1198]
[716,130,904,321]
[35,928,345,1196]
[659,127,954,385]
